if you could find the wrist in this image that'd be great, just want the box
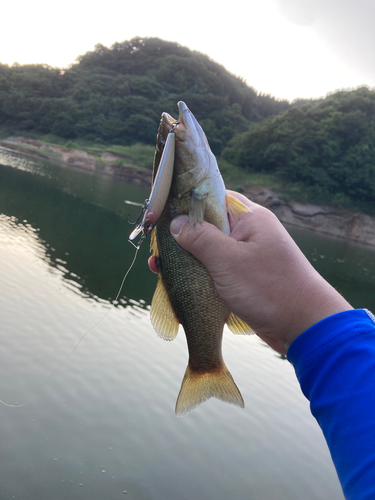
[284,279,353,349]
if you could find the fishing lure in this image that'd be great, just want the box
[129,130,176,249]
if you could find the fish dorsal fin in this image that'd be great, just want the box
[226,312,255,335]
[226,194,251,218]
[150,275,179,340]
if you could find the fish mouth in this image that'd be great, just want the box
[161,101,188,130]
[161,101,206,146]
[161,112,178,132]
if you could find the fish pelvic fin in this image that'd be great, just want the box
[226,312,255,335]
[150,275,179,340]
[226,194,251,218]
[175,364,244,416]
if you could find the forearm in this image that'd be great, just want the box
[288,309,375,499]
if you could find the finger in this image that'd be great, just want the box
[148,256,158,274]
[226,189,257,210]
[170,215,236,275]
[229,200,283,244]
[226,190,265,234]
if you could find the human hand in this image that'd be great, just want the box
[149,191,352,354]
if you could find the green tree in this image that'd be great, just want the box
[223,87,375,213]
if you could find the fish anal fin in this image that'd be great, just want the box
[226,194,252,218]
[150,275,179,340]
[175,364,244,416]
[226,312,255,335]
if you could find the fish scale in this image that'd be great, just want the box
[156,205,228,373]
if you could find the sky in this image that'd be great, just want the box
[1,0,374,102]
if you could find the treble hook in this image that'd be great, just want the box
[170,121,179,133]
[127,199,150,225]
[127,214,136,225]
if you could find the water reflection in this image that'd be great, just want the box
[0,148,350,500]
[0,151,156,308]
[1,146,374,314]
[289,226,375,311]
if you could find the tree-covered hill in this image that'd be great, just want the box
[2,38,374,214]
[0,37,289,154]
[223,87,375,213]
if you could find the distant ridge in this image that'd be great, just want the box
[0,37,289,153]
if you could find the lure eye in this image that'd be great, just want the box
[145,223,153,234]
[143,212,157,235]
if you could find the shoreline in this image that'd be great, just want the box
[0,137,152,188]
[1,136,375,248]
[241,185,375,248]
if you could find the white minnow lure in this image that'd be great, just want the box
[129,131,176,248]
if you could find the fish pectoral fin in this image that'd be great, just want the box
[226,312,255,335]
[226,194,252,218]
[189,188,207,226]
[175,364,244,416]
[150,275,179,340]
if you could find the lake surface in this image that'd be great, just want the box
[1,147,374,500]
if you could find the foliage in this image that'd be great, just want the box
[2,39,375,214]
[0,37,288,153]
[217,158,280,190]
[106,143,155,170]
[223,87,375,214]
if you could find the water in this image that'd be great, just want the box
[1,147,374,499]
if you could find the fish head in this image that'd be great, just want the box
[160,102,228,232]
[161,102,215,178]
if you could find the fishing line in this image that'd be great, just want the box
[0,246,140,408]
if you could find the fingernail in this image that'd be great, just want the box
[170,215,189,236]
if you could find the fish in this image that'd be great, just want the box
[131,102,253,416]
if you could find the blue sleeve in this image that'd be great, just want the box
[287,309,375,500]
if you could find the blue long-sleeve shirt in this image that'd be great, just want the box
[287,309,375,500]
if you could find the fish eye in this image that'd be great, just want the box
[145,223,153,233]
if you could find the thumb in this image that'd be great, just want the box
[170,215,234,273]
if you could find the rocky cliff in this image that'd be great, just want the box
[243,185,375,248]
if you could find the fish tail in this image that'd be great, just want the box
[175,364,244,416]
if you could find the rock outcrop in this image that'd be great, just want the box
[243,185,375,248]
